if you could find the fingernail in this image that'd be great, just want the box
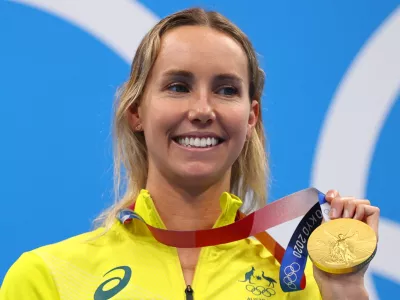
[343,209,349,218]
[330,208,337,218]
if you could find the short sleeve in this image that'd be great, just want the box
[0,252,59,300]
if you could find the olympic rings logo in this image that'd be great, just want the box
[246,285,276,297]
[283,262,301,290]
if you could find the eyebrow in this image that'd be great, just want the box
[214,73,244,85]
[162,69,194,81]
[162,69,244,85]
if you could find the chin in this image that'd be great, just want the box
[174,165,227,186]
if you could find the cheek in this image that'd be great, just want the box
[142,99,181,139]
[221,107,249,141]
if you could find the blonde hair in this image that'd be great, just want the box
[96,7,269,228]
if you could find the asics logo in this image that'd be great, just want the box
[282,262,300,290]
[94,266,132,300]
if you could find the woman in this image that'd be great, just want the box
[0,7,379,300]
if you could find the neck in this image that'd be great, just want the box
[145,169,231,231]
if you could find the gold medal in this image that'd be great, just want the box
[307,218,377,274]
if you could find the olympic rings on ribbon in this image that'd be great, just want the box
[245,285,276,297]
[283,262,301,290]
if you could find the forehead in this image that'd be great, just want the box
[152,25,249,80]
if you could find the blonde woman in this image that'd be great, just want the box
[0,8,379,300]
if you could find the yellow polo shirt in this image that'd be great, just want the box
[0,190,321,299]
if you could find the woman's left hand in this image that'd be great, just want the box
[313,189,380,300]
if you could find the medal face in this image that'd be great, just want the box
[307,218,377,274]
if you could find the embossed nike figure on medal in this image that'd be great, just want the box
[307,218,377,274]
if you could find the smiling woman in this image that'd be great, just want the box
[0,7,379,300]
[108,14,268,228]
[125,24,262,215]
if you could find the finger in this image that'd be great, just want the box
[343,198,371,218]
[353,203,372,221]
[355,199,371,206]
[353,204,380,237]
[324,190,340,203]
[343,197,356,218]
[330,196,344,219]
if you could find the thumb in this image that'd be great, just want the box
[325,189,340,202]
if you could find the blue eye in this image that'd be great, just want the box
[217,86,238,96]
[168,84,189,93]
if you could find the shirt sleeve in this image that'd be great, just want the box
[0,251,59,300]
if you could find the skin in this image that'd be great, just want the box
[315,190,380,300]
[129,25,380,298]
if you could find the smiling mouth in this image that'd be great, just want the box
[172,136,224,148]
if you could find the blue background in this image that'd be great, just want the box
[1,1,399,298]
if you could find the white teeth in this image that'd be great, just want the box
[194,138,200,147]
[176,137,220,148]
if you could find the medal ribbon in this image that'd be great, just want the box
[117,188,330,292]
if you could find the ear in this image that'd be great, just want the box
[127,103,143,132]
[247,100,259,139]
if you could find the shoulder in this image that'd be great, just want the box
[32,226,109,260]
[29,222,132,276]
[0,251,59,299]
[0,224,123,299]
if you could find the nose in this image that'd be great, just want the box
[187,94,216,125]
